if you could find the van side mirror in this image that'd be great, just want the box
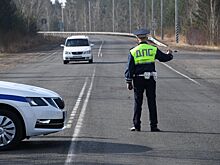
[90,43,94,47]
[60,44,65,47]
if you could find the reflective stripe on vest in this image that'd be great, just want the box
[130,44,157,65]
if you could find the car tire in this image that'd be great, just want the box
[63,60,69,64]
[0,108,23,150]
[89,59,93,63]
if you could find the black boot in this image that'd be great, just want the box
[151,127,161,132]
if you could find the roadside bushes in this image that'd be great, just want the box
[186,27,207,45]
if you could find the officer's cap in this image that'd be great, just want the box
[133,28,150,38]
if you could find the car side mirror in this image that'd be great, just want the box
[90,43,94,47]
[60,44,65,47]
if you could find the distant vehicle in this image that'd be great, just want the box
[61,35,94,64]
[0,81,66,150]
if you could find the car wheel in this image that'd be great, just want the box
[63,60,69,64]
[89,59,93,63]
[0,108,23,150]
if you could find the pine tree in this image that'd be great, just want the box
[0,0,18,32]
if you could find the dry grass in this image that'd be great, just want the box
[0,32,64,53]
[156,34,220,52]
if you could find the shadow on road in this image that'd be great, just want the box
[1,140,151,154]
[162,130,220,135]
[72,140,151,154]
[141,130,220,135]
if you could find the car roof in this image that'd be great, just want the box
[66,35,89,40]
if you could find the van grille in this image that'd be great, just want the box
[72,52,83,55]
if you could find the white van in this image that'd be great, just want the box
[61,35,93,64]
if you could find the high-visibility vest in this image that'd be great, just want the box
[130,44,157,65]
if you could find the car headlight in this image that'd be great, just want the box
[26,97,48,106]
[84,50,91,54]
[65,51,72,55]
[44,98,57,108]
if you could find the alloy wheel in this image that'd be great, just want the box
[0,116,16,147]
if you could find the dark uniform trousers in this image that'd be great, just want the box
[133,76,158,129]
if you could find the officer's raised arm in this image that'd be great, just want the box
[155,48,173,62]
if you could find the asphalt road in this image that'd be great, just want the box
[0,35,220,165]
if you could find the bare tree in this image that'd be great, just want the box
[11,0,219,45]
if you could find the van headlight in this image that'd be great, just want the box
[84,50,91,54]
[26,97,48,106]
[65,51,72,55]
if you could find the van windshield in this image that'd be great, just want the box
[65,39,89,47]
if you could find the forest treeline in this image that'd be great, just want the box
[0,0,220,48]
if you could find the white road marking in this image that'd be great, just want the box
[40,51,57,61]
[65,42,102,163]
[65,68,96,164]
[66,78,88,128]
[161,62,200,85]
[98,41,104,57]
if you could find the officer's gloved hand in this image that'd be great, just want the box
[127,82,133,90]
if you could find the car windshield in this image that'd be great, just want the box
[65,39,89,47]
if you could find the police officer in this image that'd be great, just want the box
[125,28,173,132]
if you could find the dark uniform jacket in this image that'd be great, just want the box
[125,41,173,83]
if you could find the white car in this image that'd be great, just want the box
[61,35,94,64]
[0,81,66,150]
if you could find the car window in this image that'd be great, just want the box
[65,39,89,47]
